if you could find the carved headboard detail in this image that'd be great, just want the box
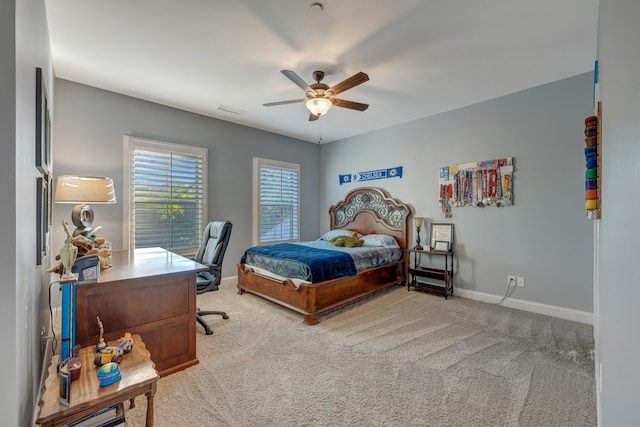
[329,187,411,254]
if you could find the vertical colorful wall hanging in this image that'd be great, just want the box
[584,102,602,219]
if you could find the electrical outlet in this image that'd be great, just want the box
[517,276,525,287]
[508,275,516,286]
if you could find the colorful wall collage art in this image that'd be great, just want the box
[438,158,514,217]
[584,105,601,220]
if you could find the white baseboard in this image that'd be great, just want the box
[220,276,593,325]
[454,288,594,325]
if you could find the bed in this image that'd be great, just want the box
[237,187,411,324]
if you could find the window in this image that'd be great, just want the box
[124,136,207,254]
[253,158,300,245]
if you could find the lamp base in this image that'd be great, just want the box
[72,226,95,238]
[414,225,423,251]
[61,272,77,281]
[71,203,94,228]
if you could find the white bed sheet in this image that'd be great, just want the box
[244,264,311,290]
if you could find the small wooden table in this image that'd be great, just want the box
[36,334,159,427]
[407,248,455,298]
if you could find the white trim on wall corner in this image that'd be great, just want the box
[33,334,55,423]
[454,288,594,325]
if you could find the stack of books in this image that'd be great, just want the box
[66,402,126,427]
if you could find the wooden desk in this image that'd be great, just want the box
[74,248,207,376]
[36,334,158,427]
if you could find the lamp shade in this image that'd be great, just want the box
[414,216,424,228]
[54,176,116,204]
[306,98,333,116]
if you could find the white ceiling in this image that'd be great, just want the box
[44,0,599,144]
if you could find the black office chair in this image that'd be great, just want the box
[194,220,232,335]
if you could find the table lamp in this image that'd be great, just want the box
[414,216,424,250]
[54,175,116,238]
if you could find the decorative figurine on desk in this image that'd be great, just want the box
[97,247,112,269]
[48,234,113,277]
[59,220,78,281]
[96,316,107,351]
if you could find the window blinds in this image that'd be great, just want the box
[130,146,205,250]
[258,163,299,243]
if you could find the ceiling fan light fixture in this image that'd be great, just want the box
[306,97,332,116]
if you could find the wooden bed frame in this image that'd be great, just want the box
[237,187,411,324]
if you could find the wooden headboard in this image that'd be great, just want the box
[329,187,412,255]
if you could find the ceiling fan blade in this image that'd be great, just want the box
[263,99,306,107]
[308,113,319,122]
[281,70,315,95]
[327,72,369,96]
[331,98,369,111]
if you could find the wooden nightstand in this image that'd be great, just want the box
[407,248,454,298]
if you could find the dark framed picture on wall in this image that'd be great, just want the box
[35,67,51,175]
[36,176,48,265]
[47,174,53,229]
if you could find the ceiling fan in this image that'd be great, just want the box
[264,70,369,121]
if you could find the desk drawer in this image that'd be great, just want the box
[76,273,190,344]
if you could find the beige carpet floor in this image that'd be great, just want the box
[125,283,596,426]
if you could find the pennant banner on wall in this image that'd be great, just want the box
[339,166,403,185]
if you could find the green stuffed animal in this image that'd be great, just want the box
[330,234,364,248]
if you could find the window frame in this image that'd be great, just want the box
[123,135,208,256]
[252,157,301,246]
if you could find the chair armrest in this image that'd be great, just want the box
[199,264,221,275]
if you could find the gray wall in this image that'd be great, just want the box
[51,79,322,280]
[597,0,640,424]
[14,2,640,423]
[321,73,595,316]
[0,2,18,425]
[3,0,53,425]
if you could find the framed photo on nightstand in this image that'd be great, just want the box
[433,240,449,252]
[430,223,454,251]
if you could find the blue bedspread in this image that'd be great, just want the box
[241,243,357,283]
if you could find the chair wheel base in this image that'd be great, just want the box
[196,310,229,335]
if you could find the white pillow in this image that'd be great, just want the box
[319,229,360,241]
[361,234,399,248]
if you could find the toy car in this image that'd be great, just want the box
[94,332,134,366]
